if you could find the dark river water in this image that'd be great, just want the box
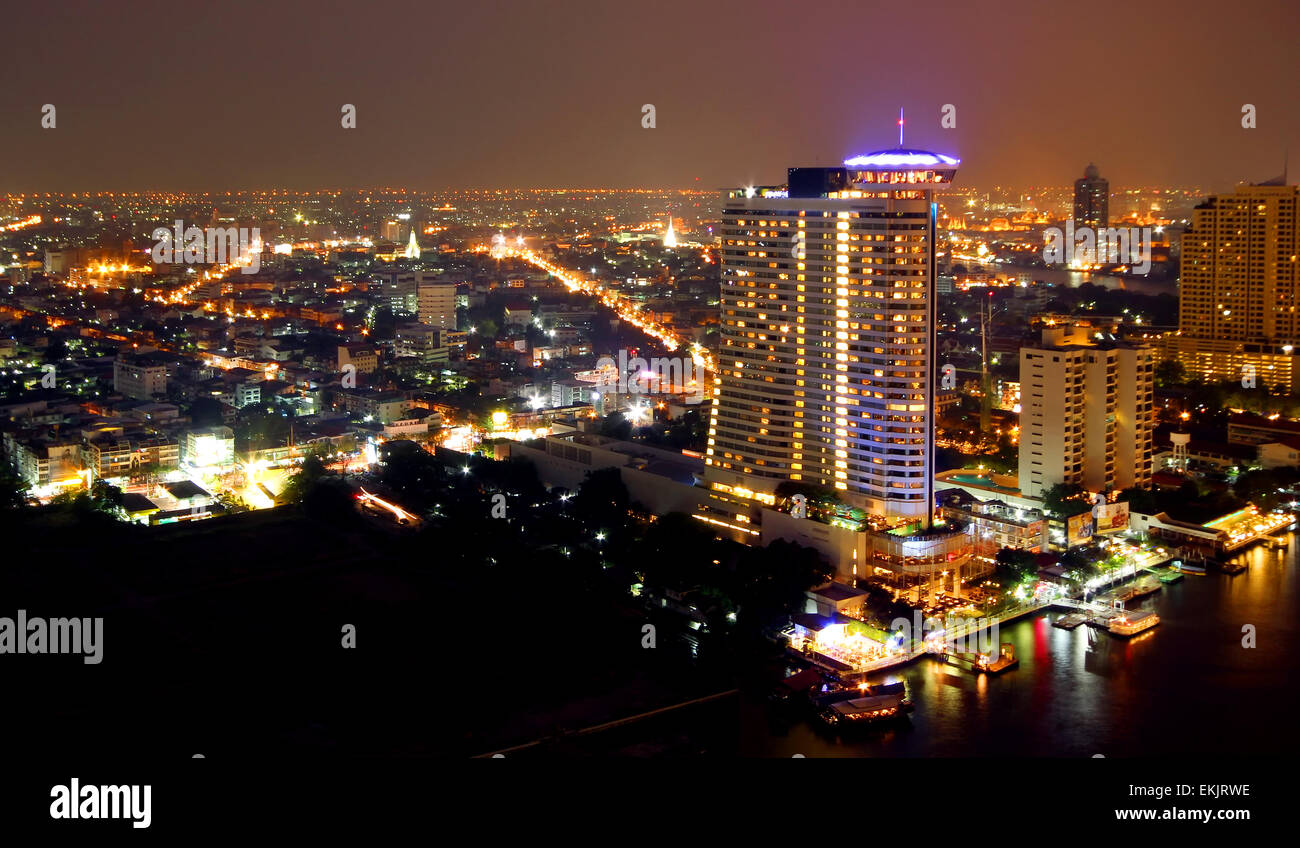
[737,534,1298,757]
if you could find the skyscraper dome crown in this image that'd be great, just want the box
[844,149,960,169]
[1084,163,1100,179]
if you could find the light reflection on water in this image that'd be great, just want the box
[742,533,1298,757]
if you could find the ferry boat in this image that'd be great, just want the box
[1108,610,1159,637]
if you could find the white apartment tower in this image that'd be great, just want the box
[705,149,959,527]
[1019,326,1154,499]
[417,274,457,330]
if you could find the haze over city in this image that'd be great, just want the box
[0,0,1295,192]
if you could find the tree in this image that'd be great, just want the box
[1116,486,1158,515]
[634,512,720,593]
[280,454,328,504]
[1154,359,1186,389]
[301,477,357,524]
[733,540,833,632]
[189,397,225,427]
[1040,482,1089,519]
[995,547,1037,582]
[1234,467,1300,511]
[598,412,632,441]
[575,467,630,529]
[774,481,840,511]
[0,469,30,513]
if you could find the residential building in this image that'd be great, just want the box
[1159,180,1300,391]
[1018,325,1154,498]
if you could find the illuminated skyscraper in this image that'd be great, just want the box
[1161,178,1300,392]
[1074,163,1109,229]
[705,147,958,528]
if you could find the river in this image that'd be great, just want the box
[970,261,1178,298]
[737,534,1298,757]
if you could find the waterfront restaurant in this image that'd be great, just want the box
[1132,504,1292,554]
[789,613,897,673]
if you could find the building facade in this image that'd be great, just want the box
[1073,163,1109,229]
[114,354,168,400]
[706,150,958,527]
[1019,326,1154,498]
[417,276,457,330]
[1160,181,1300,391]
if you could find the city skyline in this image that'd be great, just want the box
[0,2,1294,829]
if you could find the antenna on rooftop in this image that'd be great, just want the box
[898,107,905,147]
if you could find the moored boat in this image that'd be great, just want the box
[817,691,907,727]
[1109,609,1159,637]
[813,680,911,727]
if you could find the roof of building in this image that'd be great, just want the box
[164,480,210,500]
[844,148,960,168]
[122,493,158,513]
[809,582,869,603]
[1230,412,1300,434]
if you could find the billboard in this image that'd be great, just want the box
[1067,511,1095,547]
[1096,501,1130,534]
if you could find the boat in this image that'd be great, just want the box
[1219,560,1247,575]
[1108,610,1160,637]
[1111,580,1161,603]
[813,680,911,727]
[1170,559,1206,575]
[1158,569,1183,584]
[817,690,908,727]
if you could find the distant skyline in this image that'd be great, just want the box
[1,0,1295,193]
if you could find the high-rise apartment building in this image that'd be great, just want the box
[705,148,958,527]
[417,274,457,330]
[1074,163,1109,229]
[1161,180,1300,391]
[1019,326,1154,498]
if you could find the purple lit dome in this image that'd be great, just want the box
[843,149,960,169]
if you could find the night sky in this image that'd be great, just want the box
[1,0,1296,192]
